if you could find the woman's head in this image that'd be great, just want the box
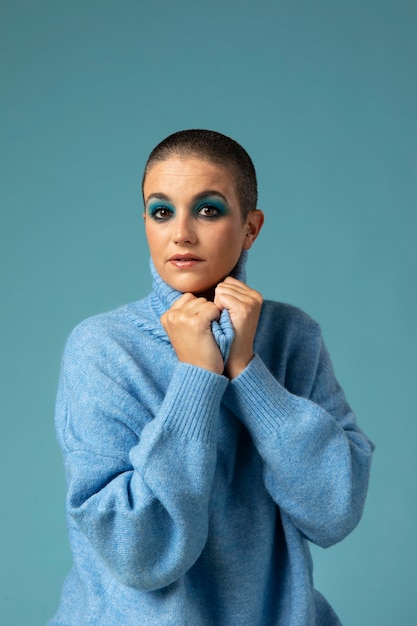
[142,130,264,295]
[142,129,257,221]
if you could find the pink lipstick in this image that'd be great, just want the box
[168,254,203,268]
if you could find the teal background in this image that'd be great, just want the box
[1,1,416,624]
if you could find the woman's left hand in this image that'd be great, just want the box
[214,277,263,379]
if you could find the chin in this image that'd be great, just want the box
[167,276,216,296]
[178,282,212,295]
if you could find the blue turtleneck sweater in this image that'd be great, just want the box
[49,258,374,626]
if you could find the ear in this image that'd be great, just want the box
[242,209,264,250]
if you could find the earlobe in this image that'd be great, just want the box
[243,228,253,250]
[243,210,264,249]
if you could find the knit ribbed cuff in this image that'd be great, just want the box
[160,362,228,444]
[226,355,301,440]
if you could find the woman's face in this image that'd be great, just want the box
[143,156,260,295]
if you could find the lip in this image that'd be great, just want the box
[168,253,203,261]
[168,253,204,268]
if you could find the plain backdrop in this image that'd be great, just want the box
[1,1,416,624]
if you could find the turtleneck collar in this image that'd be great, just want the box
[149,250,247,314]
[149,250,248,364]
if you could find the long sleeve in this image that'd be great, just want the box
[223,308,374,549]
[51,297,373,625]
[56,319,228,591]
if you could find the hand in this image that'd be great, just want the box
[161,293,224,374]
[214,278,263,379]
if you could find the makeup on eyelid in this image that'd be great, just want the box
[146,196,229,220]
[195,197,229,217]
[146,198,174,217]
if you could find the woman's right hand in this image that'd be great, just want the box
[161,293,224,374]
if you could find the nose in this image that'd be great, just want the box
[172,212,197,245]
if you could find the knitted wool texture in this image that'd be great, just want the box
[149,250,248,362]
[48,255,374,625]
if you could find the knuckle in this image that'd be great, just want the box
[253,290,263,304]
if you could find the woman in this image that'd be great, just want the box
[49,130,374,625]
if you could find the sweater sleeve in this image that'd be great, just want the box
[224,336,374,549]
[57,321,228,591]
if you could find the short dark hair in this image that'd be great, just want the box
[142,129,258,220]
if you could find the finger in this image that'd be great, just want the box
[221,276,241,285]
[216,277,261,298]
[217,276,248,293]
[166,297,221,326]
[194,300,221,323]
[216,285,254,301]
[214,283,263,308]
[170,292,197,309]
[178,297,220,319]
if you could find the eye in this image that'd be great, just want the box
[150,206,173,220]
[197,204,221,218]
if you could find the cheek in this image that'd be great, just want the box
[215,220,245,242]
[223,224,246,251]
[145,223,164,250]
[213,228,246,264]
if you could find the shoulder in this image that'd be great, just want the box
[67,299,144,342]
[63,297,155,371]
[259,299,321,340]
[255,301,325,392]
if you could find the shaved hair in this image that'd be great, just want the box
[142,129,258,220]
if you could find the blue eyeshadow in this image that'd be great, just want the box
[147,201,175,217]
[194,197,229,215]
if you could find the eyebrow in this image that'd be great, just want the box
[145,190,228,205]
[145,193,171,205]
